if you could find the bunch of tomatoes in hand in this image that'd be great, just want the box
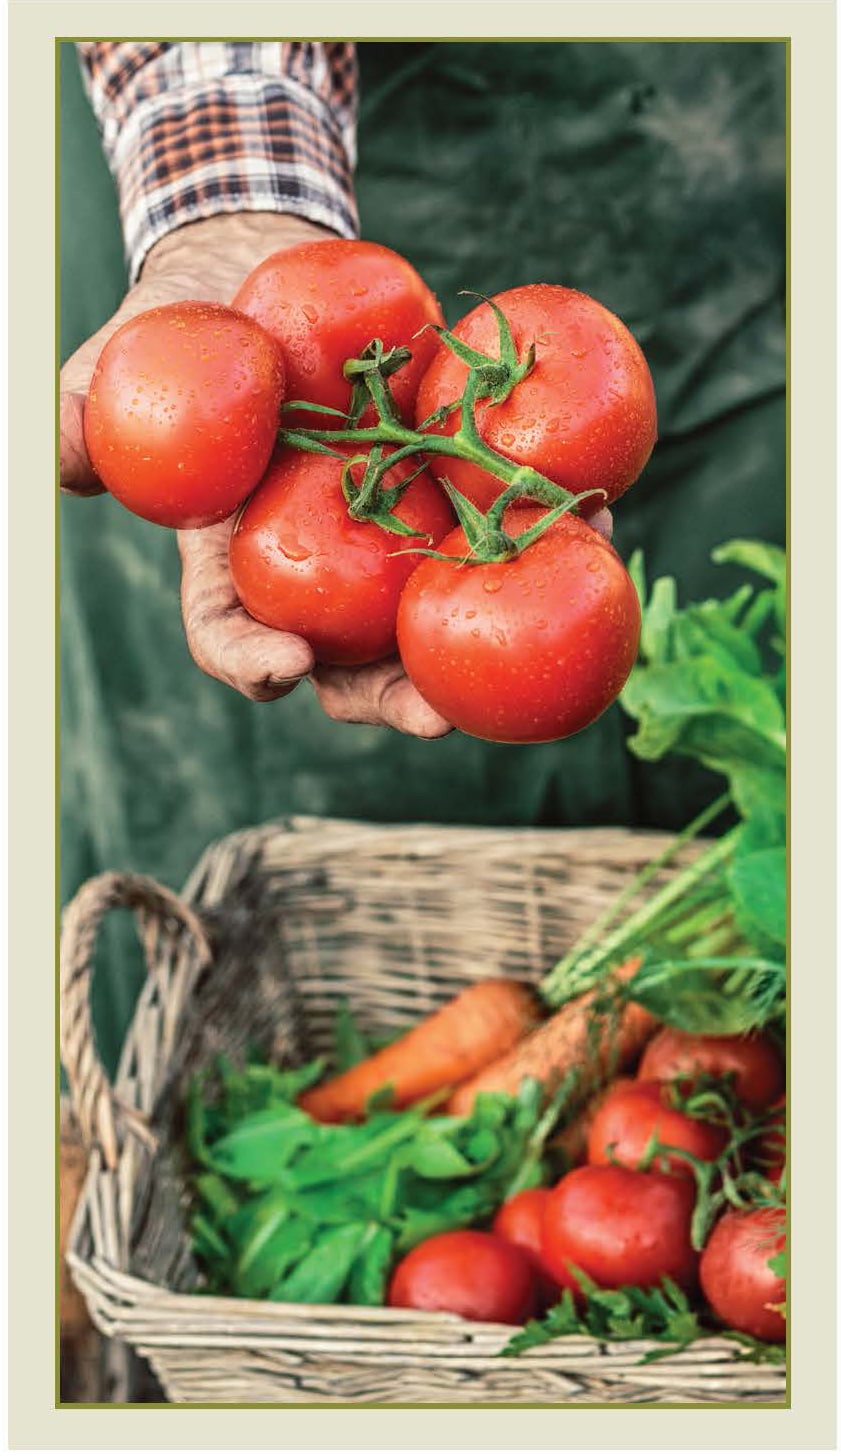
[387,1028,786,1346]
[83,238,658,744]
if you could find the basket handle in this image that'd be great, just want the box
[60,871,212,1168]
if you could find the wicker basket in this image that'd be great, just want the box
[61,816,787,1406]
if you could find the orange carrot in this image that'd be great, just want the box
[298,979,543,1124]
[444,958,656,1118]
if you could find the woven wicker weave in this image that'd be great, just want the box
[61,816,787,1406]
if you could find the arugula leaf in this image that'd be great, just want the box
[270,1222,370,1304]
[207,1106,316,1184]
[347,1225,394,1306]
[232,1197,312,1299]
[186,1049,559,1304]
[333,1001,373,1072]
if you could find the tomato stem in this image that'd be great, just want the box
[277,313,588,561]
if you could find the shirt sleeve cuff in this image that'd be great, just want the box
[111,74,359,283]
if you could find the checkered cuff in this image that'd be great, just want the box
[77,42,359,283]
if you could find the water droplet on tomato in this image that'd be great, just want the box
[483,578,503,595]
[500,432,516,448]
[465,609,477,619]
[302,305,319,324]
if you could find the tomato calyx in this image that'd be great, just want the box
[404,476,604,567]
[418,290,537,411]
[340,445,436,540]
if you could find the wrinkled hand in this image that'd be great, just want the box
[59,213,452,737]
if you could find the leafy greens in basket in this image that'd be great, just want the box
[186,1053,571,1304]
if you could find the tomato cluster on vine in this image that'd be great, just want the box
[83,238,659,744]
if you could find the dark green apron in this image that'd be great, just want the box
[59,41,786,1066]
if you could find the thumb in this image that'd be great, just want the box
[60,391,105,497]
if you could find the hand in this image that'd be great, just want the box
[59,213,453,737]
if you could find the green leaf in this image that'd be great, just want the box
[711,539,786,589]
[408,1137,485,1180]
[728,847,787,950]
[627,548,646,613]
[270,1222,370,1304]
[207,1106,316,1184]
[233,1197,312,1300]
[193,1172,240,1226]
[625,956,786,1034]
[501,1277,705,1359]
[347,1225,395,1306]
[190,1213,229,1265]
[639,574,678,664]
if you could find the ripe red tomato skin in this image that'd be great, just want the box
[699,1207,786,1343]
[83,301,286,529]
[233,239,444,426]
[396,508,641,744]
[229,447,453,667]
[541,1165,699,1294]
[492,1188,562,1306]
[415,283,657,512]
[586,1078,728,1179]
[387,1230,540,1325]
[638,1029,785,1113]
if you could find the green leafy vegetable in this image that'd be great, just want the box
[623,538,786,966]
[542,539,787,1035]
[333,1001,373,1072]
[185,1052,571,1304]
[502,1275,704,1360]
[502,1274,785,1367]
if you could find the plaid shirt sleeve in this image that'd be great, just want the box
[76,41,359,284]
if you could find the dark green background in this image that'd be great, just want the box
[59,41,786,1066]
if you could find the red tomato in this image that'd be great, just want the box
[229,447,453,667]
[699,1207,786,1342]
[492,1188,561,1306]
[84,302,286,529]
[541,1165,698,1294]
[396,509,641,744]
[751,1096,786,1183]
[415,284,657,512]
[387,1230,539,1325]
[233,239,444,426]
[586,1078,728,1179]
[638,1029,785,1113]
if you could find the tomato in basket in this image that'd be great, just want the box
[387,1229,540,1325]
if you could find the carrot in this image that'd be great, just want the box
[444,958,656,1118]
[298,979,543,1124]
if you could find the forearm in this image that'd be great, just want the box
[139,212,334,296]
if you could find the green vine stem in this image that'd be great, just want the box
[278,310,605,555]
